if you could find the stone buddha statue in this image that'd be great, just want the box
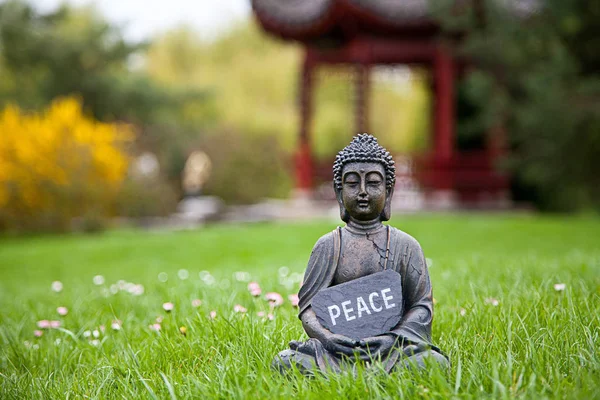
[273,134,448,374]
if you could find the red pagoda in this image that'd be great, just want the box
[251,0,537,207]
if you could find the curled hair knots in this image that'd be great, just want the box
[333,134,396,190]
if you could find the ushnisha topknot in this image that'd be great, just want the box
[333,133,396,190]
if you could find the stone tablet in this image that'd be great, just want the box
[311,270,403,341]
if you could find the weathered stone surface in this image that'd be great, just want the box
[312,269,403,340]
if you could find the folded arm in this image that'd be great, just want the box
[300,307,361,356]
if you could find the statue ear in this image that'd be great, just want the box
[380,185,394,221]
[334,185,350,222]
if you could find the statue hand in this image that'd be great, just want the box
[323,333,361,356]
[358,334,398,359]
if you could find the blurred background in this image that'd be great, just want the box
[0,0,598,233]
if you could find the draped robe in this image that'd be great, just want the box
[279,226,447,373]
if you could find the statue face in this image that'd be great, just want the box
[341,162,387,221]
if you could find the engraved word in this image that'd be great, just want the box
[327,288,396,326]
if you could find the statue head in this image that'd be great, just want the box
[333,134,396,222]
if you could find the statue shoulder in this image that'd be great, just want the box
[311,228,337,256]
[388,226,424,252]
[310,229,338,254]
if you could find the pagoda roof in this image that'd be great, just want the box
[251,0,541,43]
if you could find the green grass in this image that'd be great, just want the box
[1,214,599,399]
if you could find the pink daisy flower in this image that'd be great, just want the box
[288,294,299,307]
[248,282,262,297]
[265,292,284,307]
[92,275,104,285]
[162,302,174,312]
[233,304,247,313]
[149,323,161,332]
[37,320,51,329]
[34,330,43,338]
[57,307,68,316]
[130,284,144,296]
[485,298,500,307]
[257,311,274,321]
[49,321,61,329]
[51,281,63,293]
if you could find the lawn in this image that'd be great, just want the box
[0,214,599,399]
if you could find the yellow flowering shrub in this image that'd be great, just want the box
[0,97,133,231]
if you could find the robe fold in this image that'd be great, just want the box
[290,226,447,373]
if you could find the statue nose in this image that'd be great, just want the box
[358,178,368,194]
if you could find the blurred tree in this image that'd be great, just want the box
[436,0,600,211]
[0,0,210,125]
[146,24,300,148]
[146,23,431,158]
[0,1,210,203]
[199,129,291,204]
[145,24,299,201]
[1,1,138,120]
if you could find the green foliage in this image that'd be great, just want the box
[1,2,124,117]
[146,24,431,160]
[0,0,209,126]
[200,129,292,204]
[115,177,179,218]
[0,215,599,397]
[0,1,214,219]
[437,0,600,211]
[146,24,301,156]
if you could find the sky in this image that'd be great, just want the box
[26,0,252,41]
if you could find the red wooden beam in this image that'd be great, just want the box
[308,37,437,65]
[295,52,315,191]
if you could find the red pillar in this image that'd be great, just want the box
[355,64,370,134]
[295,52,314,193]
[431,45,456,195]
[434,46,455,163]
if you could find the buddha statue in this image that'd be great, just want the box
[273,134,448,374]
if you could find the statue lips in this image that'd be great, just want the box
[357,198,370,208]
